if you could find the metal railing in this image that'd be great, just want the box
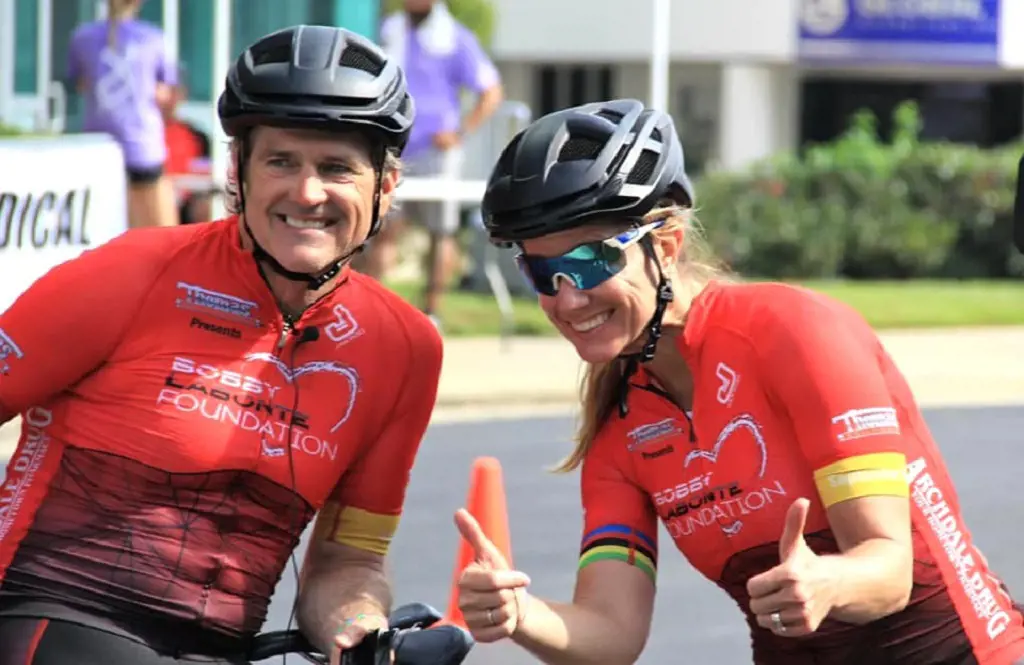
[456,99,533,345]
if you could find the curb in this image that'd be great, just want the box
[435,392,578,409]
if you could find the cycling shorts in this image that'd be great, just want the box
[0,618,247,665]
[127,164,164,185]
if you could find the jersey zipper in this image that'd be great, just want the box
[275,315,295,355]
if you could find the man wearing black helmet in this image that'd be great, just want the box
[451,99,1024,665]
[0,26,443,664]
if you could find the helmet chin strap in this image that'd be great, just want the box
[240,218,355,290]
[237,144,386,291]
[615,238,675,418]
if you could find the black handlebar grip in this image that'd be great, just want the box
[394,625,475,665]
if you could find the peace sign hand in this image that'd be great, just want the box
[454,508,531,643]
[746,498,836,637]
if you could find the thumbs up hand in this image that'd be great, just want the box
[454,508,532,643]
[746,498,836,637]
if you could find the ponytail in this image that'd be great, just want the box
[106,0,135,50]
[553,359,626,473]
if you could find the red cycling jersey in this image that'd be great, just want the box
[579,281,1024,665]
[0,217,442,652]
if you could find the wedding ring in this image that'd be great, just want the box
[487,608,497,625]
[770,611,786,634]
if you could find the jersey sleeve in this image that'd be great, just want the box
[452,28,501,94]
[579,434,659,585]
[311,318,443,556]
[0,230,167,423]
[757,299,909,511]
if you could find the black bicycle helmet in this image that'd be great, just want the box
[481,98,694,244]
[217,25,415,289]
[483,99,696,420]
[218,24,414,150]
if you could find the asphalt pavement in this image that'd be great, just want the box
[4,407,1023,664]
[370,407,1024,665]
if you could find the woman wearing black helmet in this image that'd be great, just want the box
[0,26,444,664]
[452,99,1024,665]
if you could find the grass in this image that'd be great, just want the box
[795,279,1024,329]
[385,278,1024,337]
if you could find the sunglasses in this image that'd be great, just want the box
[516,221,665,297]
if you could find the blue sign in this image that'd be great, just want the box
[798,0,1001,66]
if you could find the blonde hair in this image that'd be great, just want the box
[553,203,733,474]
[106,0,138,50]
[223,136,404,216]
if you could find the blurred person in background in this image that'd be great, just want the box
[68,0,178,229]
[162,68,215,225]
[452,99,1024,665]
[363,0,504,328]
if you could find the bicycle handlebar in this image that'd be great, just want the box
[248,602,474,664]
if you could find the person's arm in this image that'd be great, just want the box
[154,32,178,112]
[511,436,658,665]
[452,29,504,136]
[759,299,914,623]
[296,319,443,653]
[0,229,167,425]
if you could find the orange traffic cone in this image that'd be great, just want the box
[444,456,513,628]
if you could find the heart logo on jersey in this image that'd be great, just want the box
[683,413,769,536]
[244,352,359,433]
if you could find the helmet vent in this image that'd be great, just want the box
[252,32,293,66]
[626,149,659,184]
[558,137,603,162]
[340,45,384,76]
[397,94,412,118]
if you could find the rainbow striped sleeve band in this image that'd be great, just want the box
[579,524,657,583]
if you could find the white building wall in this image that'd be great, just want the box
[490,0,798,62]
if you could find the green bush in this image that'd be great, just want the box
[697,102,1024,279]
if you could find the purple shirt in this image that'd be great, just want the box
[392,22,500,159]
[68,19,175,170]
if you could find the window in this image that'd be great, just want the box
[11,0,379,107]
[176,0,377,103]
[14,0,37,93]
[52,0,95,81]
[14,0,94,93]
[798,78,1022,148]
[675,85,715,176]
[178,0,213,100]
[533,64,614,116]
[139,0,163,24]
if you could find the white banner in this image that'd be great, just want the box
[0,133,128,313]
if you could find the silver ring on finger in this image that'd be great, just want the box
[770,611,786,634]
[487,608,497,625]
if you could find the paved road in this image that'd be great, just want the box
[262,406,1024,664]
[3,407,1024,664]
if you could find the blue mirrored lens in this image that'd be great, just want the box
[517,243,625,296]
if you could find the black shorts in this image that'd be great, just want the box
[0,617,247,665]
[127,164,164,185]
